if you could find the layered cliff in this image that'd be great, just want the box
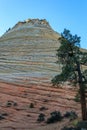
[0,19,60,85]
[0,19,82,130]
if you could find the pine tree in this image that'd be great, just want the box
[52,29,87,120]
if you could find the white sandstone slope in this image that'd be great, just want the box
[0,19,60,85]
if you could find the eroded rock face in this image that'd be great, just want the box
[14,19,51,28]
[0,19,60,85]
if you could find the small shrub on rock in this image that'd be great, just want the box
[6,101,18,107]
[64,111,78,121]
[46,111,63,124]
[6,101,12,107]
[39,106,47,111]
[29,103,34,108]
[37,113,45,122]
[0,114,5,120]
[0,113,8,120]
[13,102,18,106]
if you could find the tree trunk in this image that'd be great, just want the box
[79,84,87,120]
[76,61,87,120]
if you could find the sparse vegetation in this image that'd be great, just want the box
[62,121,87,130]
[0,114,5,120]
[13,102,18,106]
[37,113,45,122]
[6,101,18,107]
[52,29,87,120]
[0,113,8,120]
[6,101,12,107]
[46,111,63,124]
[63,111,78,121]
[39,106,47,111]
[37,110,78,124]
[77,121,87,129]
[29,103,34,108]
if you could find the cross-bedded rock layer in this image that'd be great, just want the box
[0,19,60,85]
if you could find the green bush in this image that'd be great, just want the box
[37,113,45,122]
[77,121,87,129]
[63,111,78,120]
[46,111,63,124]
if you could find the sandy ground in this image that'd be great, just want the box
[0,81,81,130]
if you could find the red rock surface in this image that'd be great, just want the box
[0,81,80,130]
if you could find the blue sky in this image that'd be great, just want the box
[0,0,87,49]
